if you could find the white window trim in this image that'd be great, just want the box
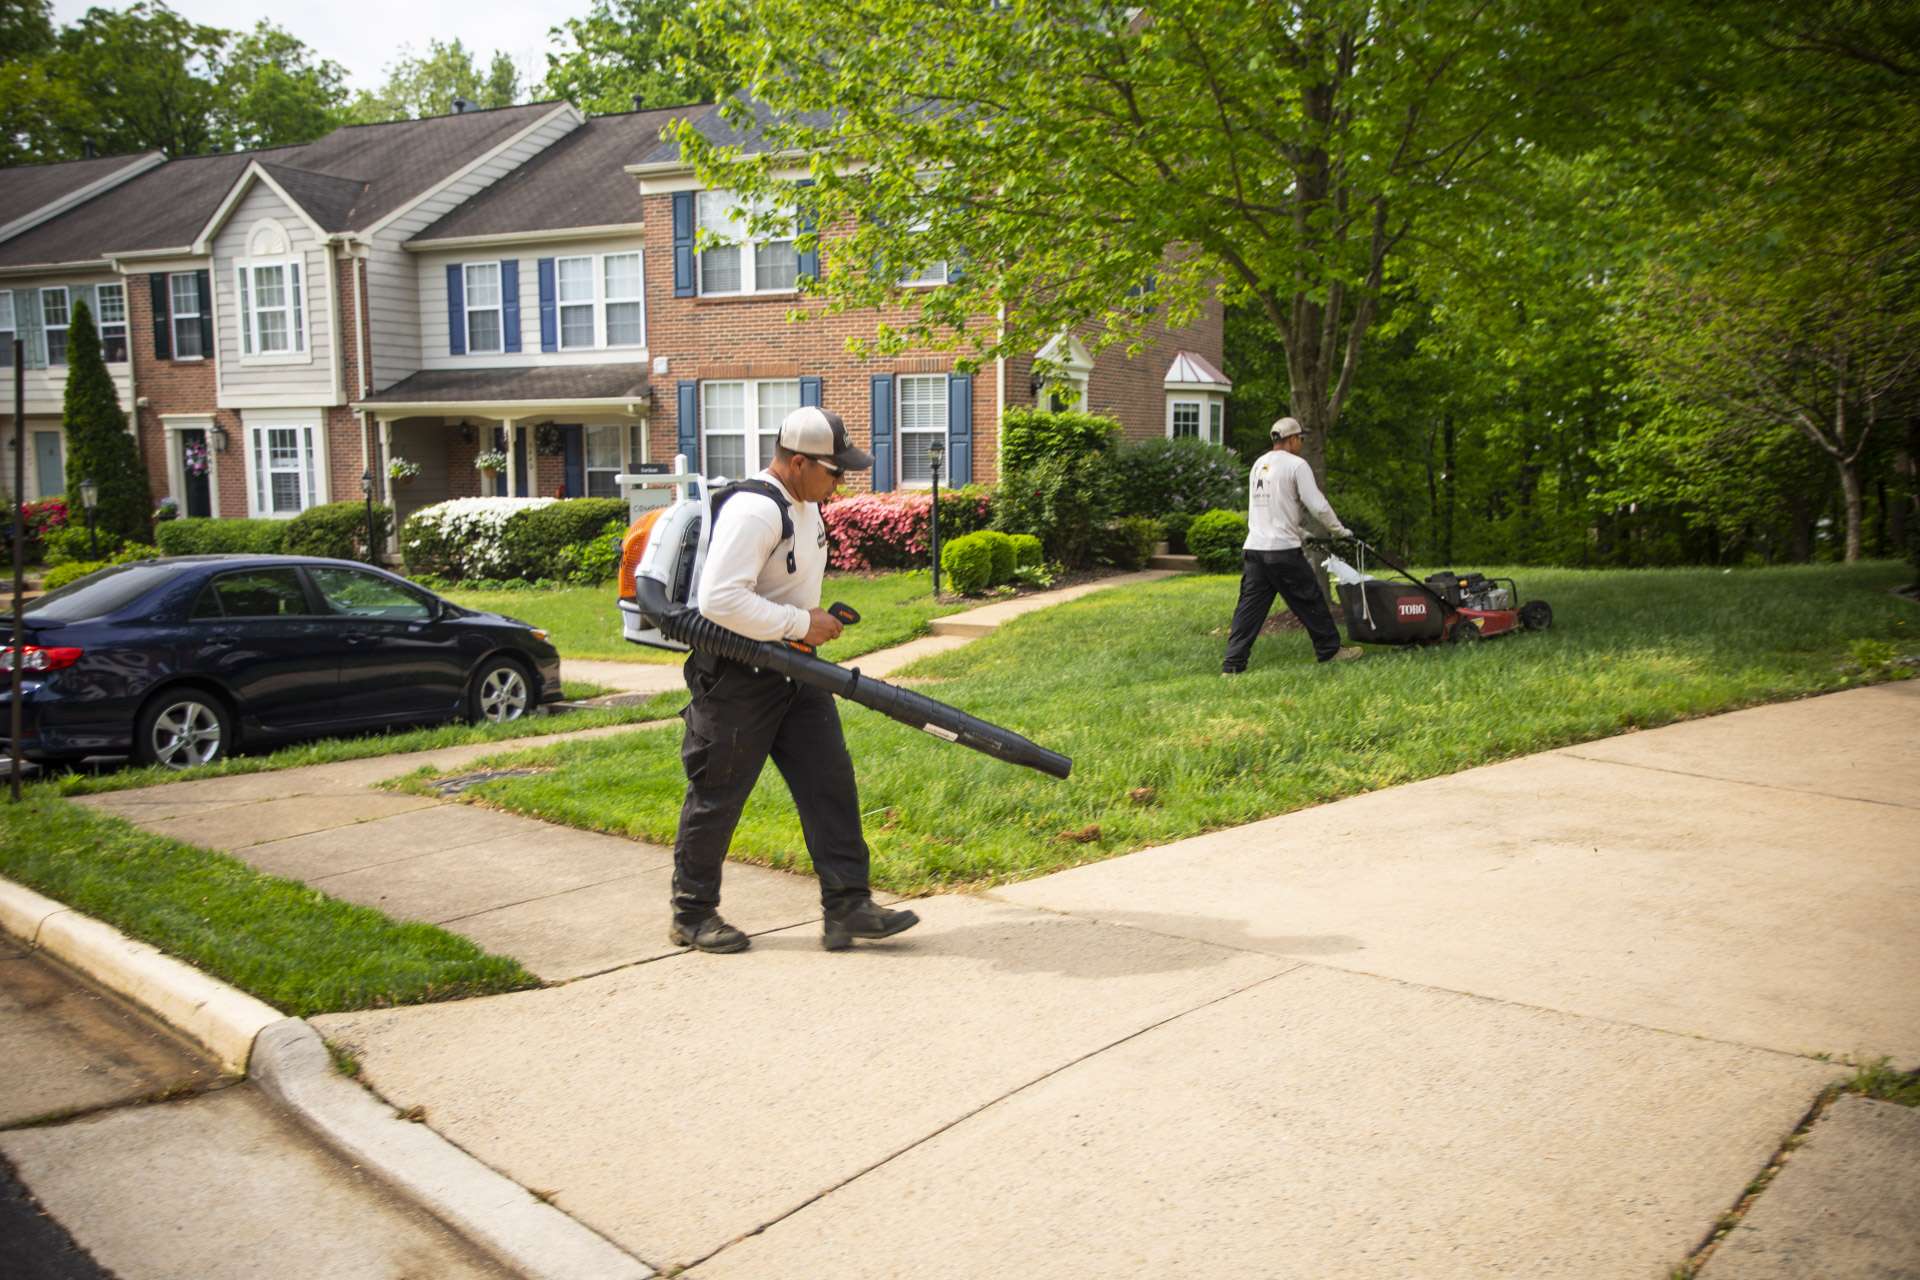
[234,256,309,364]
[96,282,127,364]
[245,419,326,518]
[699,379,802,479]
[1039,371,1088,413]
[42,286,69,366]
[1166,397,1204,440]
[463,260,503,355]
[696,190,799,298]
[555,255,596,351]
[602,251,645,349]
[897,372,950,489]
[1208,400,1225,447]
[168,272,205,362]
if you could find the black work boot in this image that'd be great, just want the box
[668,914,751,954]
[821,899,920,952]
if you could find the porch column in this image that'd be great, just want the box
[503,418,520,497]
[378,418,394,508]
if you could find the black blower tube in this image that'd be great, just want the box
[635,578,1072,780]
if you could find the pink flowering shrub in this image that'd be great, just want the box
[822,487,994,571]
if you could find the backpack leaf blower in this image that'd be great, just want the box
[615,459,1072,780]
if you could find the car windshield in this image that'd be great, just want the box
[26,563,179,622]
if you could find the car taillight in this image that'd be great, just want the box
[0,645,84,673]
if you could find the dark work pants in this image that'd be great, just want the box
[1221,548,1344,670]
[672,656,872,925]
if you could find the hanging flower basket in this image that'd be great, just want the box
[473,449,509,477]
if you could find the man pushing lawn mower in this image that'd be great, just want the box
[1221,417,1365,674]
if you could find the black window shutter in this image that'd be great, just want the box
[194,270,212,355]
[150,275,171,360]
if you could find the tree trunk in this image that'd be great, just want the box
[1836,457,1863,562]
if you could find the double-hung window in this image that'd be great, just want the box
[584,425,625,498]
[898,209,950,286]
[603,253,643,346]
[898,374,948,485]
[237,259,305,357]
[701,379,800,478]
[697,191,797,296]
[250,423,319,516]
[1209,402,1224,446]
[556,256,595,349]
[42,288,69,365]
[0,292,14,368]
[169,273,204,359]
[97,283,127,362]
[463,262,502,353]
[1170,400,1201,440]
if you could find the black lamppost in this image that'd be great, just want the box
[361,469,375,563]
[77,477,99,558]
[928,439,944,598]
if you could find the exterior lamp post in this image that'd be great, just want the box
[927,439,944,599]
[77,477,99,559]
[361,469,376,564]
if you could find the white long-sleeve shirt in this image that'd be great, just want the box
[1244,449,1347,551]
[695,470,828,642]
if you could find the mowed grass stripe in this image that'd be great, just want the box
[399,563,1915,894]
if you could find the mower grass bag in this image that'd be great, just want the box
[1339,578,1445,643]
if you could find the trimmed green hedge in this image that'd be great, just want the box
[977,530,1016,585]
[157,518,288,556]
[499,498,629,579]
[283,501,393,562]
[940,531,996,595]
[1187,508,1250,573]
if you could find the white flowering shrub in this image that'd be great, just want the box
[400,497,557,579]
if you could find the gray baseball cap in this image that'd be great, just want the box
[1270,416,1305,439]
[778,406,873,472]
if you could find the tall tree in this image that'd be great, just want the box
[347,39,522,122]
[42,2,228,157]
[212,21,351,150]
[60,301,151,543]
[0,0,53,58]
[677,0,1691,483]
[545,0,726,113]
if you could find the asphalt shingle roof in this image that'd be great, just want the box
[632,97,833,167]
[0,151,163,234]
[359,364,650,405]
[0,151,256,268]
[411,107,695,242]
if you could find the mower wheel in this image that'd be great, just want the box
[1520,600,1553,631]
[1449,617,1482,644]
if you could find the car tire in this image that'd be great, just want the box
[469,657,533,725]
[1520,600,1553,631]
[135,688,233,770]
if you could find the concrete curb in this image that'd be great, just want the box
[252,1019,652,1280]
[0,875,278,1075]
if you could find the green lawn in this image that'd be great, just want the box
[444,570,973,664]
[0,794,537,1016]
[398,562,1915,895]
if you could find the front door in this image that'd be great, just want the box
[32,431,63,499]
[180,429,212,518]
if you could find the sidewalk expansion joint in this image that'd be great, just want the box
[0,1075,244,1134]
[678,963,1300,1274]
[1557,751,1920,811]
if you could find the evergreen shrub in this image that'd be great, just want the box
[59,300,151,542]
[939,532,995,595]
[1109,438,1243,520]
[499,498,629,579]
[1000,409,1118,470]
[1009,533,1043,569]
[1187,509,1251,573]
[977,530,1016,584]
[156,518,288,556]
[1096,516,1160,570]
[283,501,394,562]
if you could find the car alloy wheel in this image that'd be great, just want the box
[476,664,530,722]
[151,699,224,769]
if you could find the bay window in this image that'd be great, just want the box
[898,374,948,485]
[97,283,127,362]
[463,261,501,353]
[698,191,797,295]
[169,273,204,359]
[1209,402,1224,446]
[42,288,69,365]
[702,379,800,478]
[1170,400,1201,440]
[236,259,306,357]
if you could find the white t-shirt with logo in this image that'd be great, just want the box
[696,470,829,641]
[1244,448,1347,551]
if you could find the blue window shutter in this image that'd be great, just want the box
[501,259,521,353]
[446,265,465,355]
[537,257,557,353]
[148,276,170,360]
[870,374,895,492]
[672,192,695,297]
[561,425,584,498]
[795,179,819,282]
[677,380,700,471]
[800,376,822,409]
[946,373,972,485]
[193,271,212,356]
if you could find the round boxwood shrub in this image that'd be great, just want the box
[1187,508,1250,573]
[976,530,1016,585]
[282,500,394,562]
[156,518,287,556]
[939,531,995,595]
[1009,533,1043,569]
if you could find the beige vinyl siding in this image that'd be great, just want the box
[364,109,582,391]
[211,182,335,407]
[416,235,648,370]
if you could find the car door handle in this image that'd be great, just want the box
[343,632,374,646]
[204,633,238,651]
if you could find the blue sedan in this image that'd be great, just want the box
[3,555,563,769]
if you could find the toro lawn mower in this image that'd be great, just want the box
[1315,536,1553,647]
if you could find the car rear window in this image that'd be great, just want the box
[26,563,178,622]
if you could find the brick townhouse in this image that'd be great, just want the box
[2,98,1228,540]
